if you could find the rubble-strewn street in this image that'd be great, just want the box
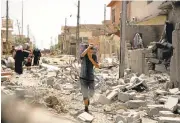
[2,55,180,123]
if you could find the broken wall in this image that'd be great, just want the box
[125,25,164,48]
[170,22,180,89]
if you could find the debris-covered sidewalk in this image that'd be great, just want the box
[1,56,180,123]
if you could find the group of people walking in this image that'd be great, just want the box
[12,44,41,75]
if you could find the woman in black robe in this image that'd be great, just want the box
[14,46,24,74]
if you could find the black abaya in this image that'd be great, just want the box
[15,50,24,74]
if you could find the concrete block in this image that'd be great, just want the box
[159,111,175,117]
[78,112,94,122]
[127,100,147,109]
[97,94,110,104]
[164,97,178,112]
[106,90,118,100]
[147,107,159,117]
[158,117,180,123]
[118,92,130,102]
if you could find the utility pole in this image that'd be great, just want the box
[6,0,9,54]
[76,0,80,61]
[27,25,29,38]
[119,1,127,78]
[22,0,24,35]
[64,18,67,53]
[104,4,106,59]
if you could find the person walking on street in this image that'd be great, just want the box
[14,45,24,74]
[33,48,41,66]
[80,43,99,112]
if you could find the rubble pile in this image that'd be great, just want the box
[1,56,180,123]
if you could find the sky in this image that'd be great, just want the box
[1,0,111,49]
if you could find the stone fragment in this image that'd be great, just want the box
[63,83,73,90]
[158,117,180,123]
[97,94,110,104]
[155,89,168,95]
[118,92,130,102]
[46,77,55,86]
[130,76,139,83]
[141,118,158,123]
[78,112,94,122]
[147,107,159,117]
[126,100,147,109]
[127,112,140,123]
[115,115,127,123]
[133,95,145,100]
[164,97,178,112]
[169,88,179,94]
[159,111,175,117]
[106,90,118,100]
[15,88,25,98]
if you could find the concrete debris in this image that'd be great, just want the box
[164,97,178,112]
[115,115,127,123]
[158,117,180,123]
[141,118,158,123]
[159,111,175,117]
[169,88,179,94]
[97,94,111,104]
[63,83,73,90]
[78,112,94,122]
[106,90,118,100]
[46,77,55,87]
[118,92,130,102]
[126,100,147,109]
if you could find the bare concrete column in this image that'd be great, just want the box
[171,22,180,89]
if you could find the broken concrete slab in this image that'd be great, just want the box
[141,118,158,123]
[155,89,168,96]
[159,111,175,117]
[63,83,73,90]
[118,92,130,102]
[126,100,147,109]
[133,95,145,100]
[78,112,94,122]
[115,115,127,123]
[169,88,179,94]
[97,94,111,104]
[164,97,178,112]
[158,117,180,123]
[106,90,118,100]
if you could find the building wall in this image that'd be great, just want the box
[125,25,164,48]
[168,6,180,28]
[108,1,131,26]
[130,1,163,21]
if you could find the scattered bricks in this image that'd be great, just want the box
[133,95,145,100]
[169,88,179,94]
[158,117,180,123]
[118,92,130,102]
[78,112,94,122]
[141,118,158,123]
[164,97,178,112]
[97,94,111,104]
[126,100,147,109]
[159,111,175,117]
[115,115,127,123]
[106,90,118,100]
